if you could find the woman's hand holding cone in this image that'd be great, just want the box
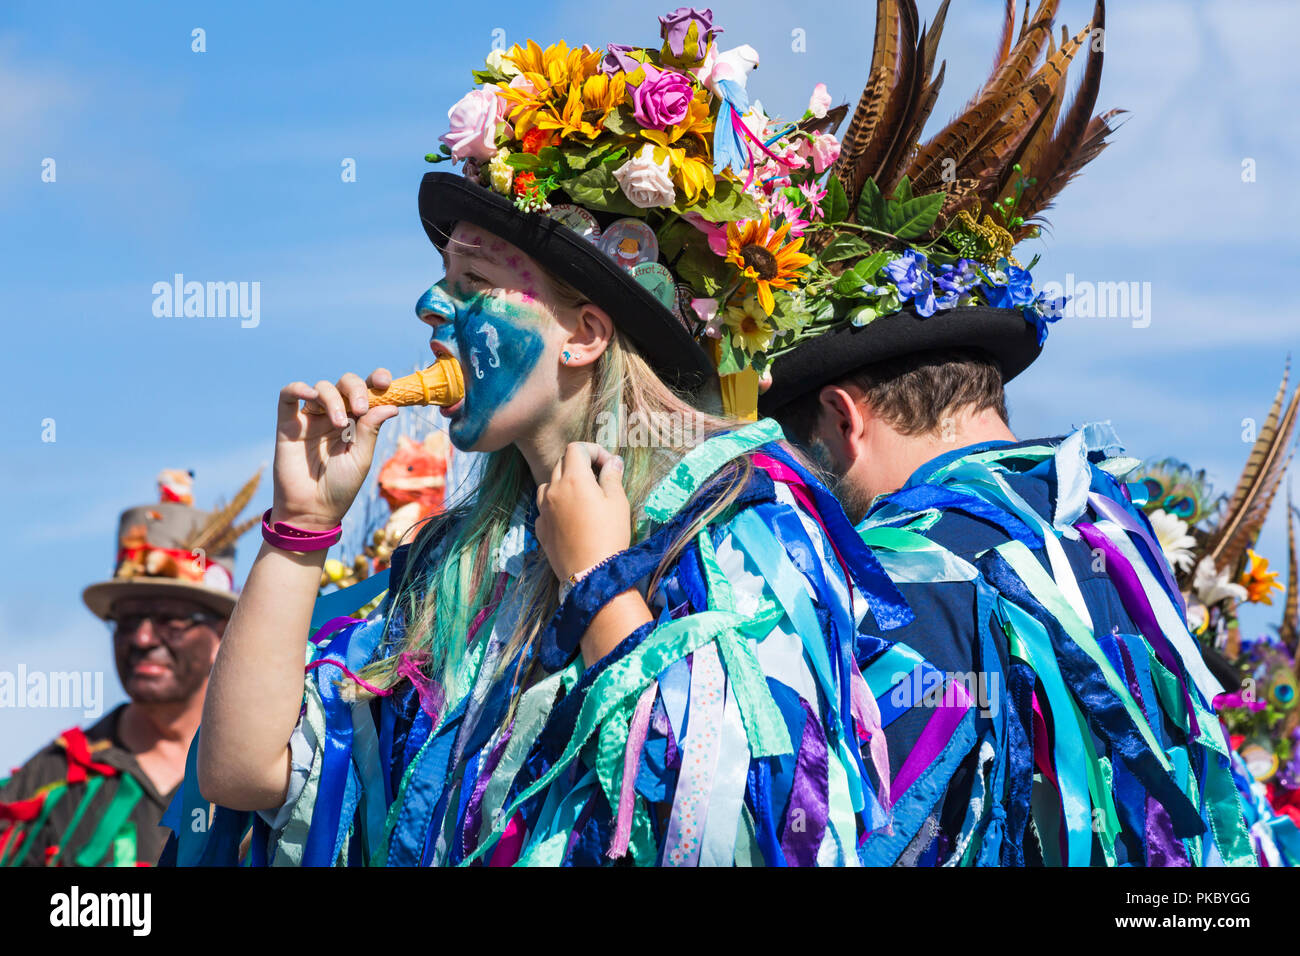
[272,369,400,531]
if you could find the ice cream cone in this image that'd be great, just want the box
[367,356,465,408]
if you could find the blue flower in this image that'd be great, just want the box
[884,249,939,317]
[933,258,980,310]
[1025,290,1068,345]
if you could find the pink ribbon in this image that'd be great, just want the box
[607,681,660,859]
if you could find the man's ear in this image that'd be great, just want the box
[818,385,867,465]
[561,303,614,368]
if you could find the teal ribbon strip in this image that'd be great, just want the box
[638,419,783,536]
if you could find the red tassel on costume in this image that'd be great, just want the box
[0,793,45,822]
[57,728,118,784]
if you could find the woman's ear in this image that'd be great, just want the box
[560,302,615,369]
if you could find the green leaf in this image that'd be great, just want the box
[675,241,726,296]
[779,186,804,207]
[832,250,893,297]
[657,220,692,261]
[563,164,641,215]
[886,192,946,240]
[891,175,913,204]
[602,107,639,136]
[470,68,509,85]
[679,178,759,221]
[505,152,543,170]
[823,176,849,224]
[819,233,874,263]
[537,146,563,167]
[716,331,742,375]
[856,178,887,229]
[847,303,881,326]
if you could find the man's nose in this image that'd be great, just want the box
[125,618,162,647]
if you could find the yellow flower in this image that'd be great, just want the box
[1239,549,1283,605]
[640,91,715,202]
[724,294,776,354]
[534,71,626,141]
[724,214,813,315]
[497,40,606,140]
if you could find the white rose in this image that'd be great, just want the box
[613,145,677,209]
[486,48,521,78]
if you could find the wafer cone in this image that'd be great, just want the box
[368,356,465,407]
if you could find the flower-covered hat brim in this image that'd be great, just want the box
[756,304,1042,415]
[418,171,714,391]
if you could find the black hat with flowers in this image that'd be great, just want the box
[418,3,1118,419]
[756,0,1122,415]
[420,7,861,417]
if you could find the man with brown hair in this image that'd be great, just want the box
[762,329,1253,864]
[773,349,1013,523]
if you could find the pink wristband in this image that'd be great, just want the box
[261,509,342,552]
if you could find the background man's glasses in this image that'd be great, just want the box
[106,611,221,643]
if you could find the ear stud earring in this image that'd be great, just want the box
[562,350,578,365]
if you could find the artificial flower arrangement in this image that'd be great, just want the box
[427,6,1065,384]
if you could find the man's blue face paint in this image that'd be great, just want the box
[415,278,546,450]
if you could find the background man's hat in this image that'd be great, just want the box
[756,0,1122,415]
[82,468,261,619]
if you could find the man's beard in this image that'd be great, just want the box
[806,435,876,524]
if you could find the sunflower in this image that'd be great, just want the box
[1239,549,1283,605]
[497,40,607,140]
[723,294,775,355]
[724,214,813,315]
[535,71,627,142]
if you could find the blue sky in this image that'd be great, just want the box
[1,0,1297,770]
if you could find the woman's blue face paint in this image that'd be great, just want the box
[416,278,547,450]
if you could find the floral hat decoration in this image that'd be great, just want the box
[420,1,1118,419]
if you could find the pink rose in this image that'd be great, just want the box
[802,131,841,174]
[439,88,508,163]
[631,64,694,130]
[807,82,831,119]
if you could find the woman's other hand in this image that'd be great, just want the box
[535,441,629,582]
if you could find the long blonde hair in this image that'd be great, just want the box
[354,272,751,716]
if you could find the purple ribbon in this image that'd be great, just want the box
[1088,492,1187,618]
[1076,523,1200,738]
[460,724,513,857]
[780,699,829,866]
[310,615,360,646]
[1145,793,1191,866]
[892,681,973,799]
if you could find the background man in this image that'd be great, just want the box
[0,469,257,866]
